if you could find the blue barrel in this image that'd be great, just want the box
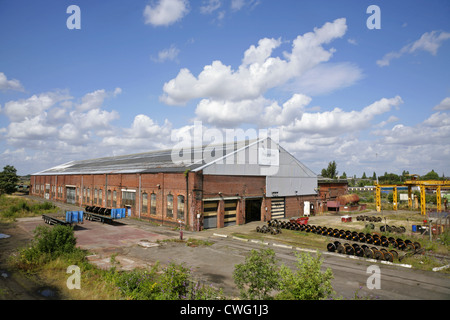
[412,225,417,232]
[78,211,83,223]
[66,211,72,223]
[121,208,125,218]
[72,211,78,223]
[111,208,115,218]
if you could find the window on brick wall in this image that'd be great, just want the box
[99,189,102,206]
[122,191,135,208]
[87,188,90,204]
[166,194,173,218]
[94,189,97,205]
[113,190,117,207]
[177,195,185,220]
[142,193,148,214]
[150,193,156,215]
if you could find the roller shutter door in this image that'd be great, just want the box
[203,201,218,229]
[271,197,285,219]
[224,200,237,227]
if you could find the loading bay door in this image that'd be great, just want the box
[203,201,218,229]
[224,200,237,227]
[245,198,262,223]
[271,197,285,220]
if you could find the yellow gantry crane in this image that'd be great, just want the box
[375,179,450,215]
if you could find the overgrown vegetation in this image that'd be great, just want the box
[14,224,80,271]
[0,194,58,220]
[233,248,334,300]
[277,252,334,300]
[108,262,222,300]
[10,224,223,300]
[233,248,280,299]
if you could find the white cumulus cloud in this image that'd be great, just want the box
[2,91,72,122]
[160,18,348,106]
[151,45,180,63]
[377,30,450,67]
[143,0,189,26]
[0,72,24,91]
[433,97,450,111]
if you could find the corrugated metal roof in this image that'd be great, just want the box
[32,138,317,179]
[32,140,257,176]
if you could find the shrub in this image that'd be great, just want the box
[111,262,223,300]
[114,268,159,300]
[233,248,280,300]
[14,225,78,270]
[276,251,334,300]
[233,248,335,300]
[32,225,77,256]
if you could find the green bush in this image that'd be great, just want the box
[276,252,334,300]
[233,248,335,300]
[15,225,78,270]
[32,225,77,256]
[233,248,280,300]
[111,262,223,300]
[114,268,159,300]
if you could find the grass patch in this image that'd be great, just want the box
[157,238,213,247]
[0,195,58,221]
[231,229,327,249]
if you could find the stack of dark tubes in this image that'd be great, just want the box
[326,232,420,262]
[356,215,382,222]
[262,219,421,262]
[256,224,282,235]
[84,206,111,216]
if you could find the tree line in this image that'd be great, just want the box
[321,161,446,186]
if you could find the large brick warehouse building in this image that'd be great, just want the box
[30,138,318,231]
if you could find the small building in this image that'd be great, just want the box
[30,138,318,231]
[316,177,351,213]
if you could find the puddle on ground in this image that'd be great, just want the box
[37,287,58,299]
[0,233,11,239]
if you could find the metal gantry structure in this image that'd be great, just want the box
[375,179,450,215]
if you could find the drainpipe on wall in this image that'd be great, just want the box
[162,173,164,226]
[81,176,83,209]
[185,169,190,229]
[138,174,141,219]
[105,174,108,207]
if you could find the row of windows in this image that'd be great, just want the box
[34,184,185,220]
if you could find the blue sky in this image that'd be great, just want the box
[0,0,449,177]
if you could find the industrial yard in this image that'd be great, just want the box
[1,192,449,300]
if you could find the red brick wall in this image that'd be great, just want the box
[283,195,317,219]
[202,175,266,199]
[318,182,348,200]
[30,171,318,230]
